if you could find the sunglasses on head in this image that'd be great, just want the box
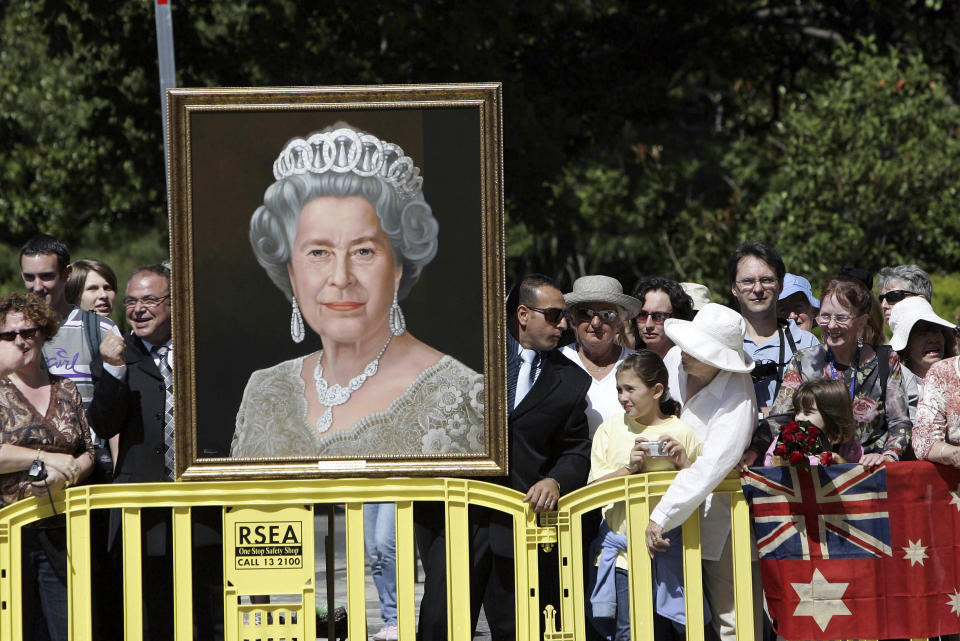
[636,310,672,324]
[573,308,619,324]
[0,327,40,342]
[878,290,920,304]
[525,305,566,324]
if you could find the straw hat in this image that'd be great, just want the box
[563,275,642,317]
[888,296,956,352]
[664,303,755,372]
[680,282,711,311]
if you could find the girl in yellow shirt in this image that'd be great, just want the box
[588,351,704,640]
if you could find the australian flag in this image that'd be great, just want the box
[741,462,960,640]
[742,464,892,560]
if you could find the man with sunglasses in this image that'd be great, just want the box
[19,234,128,481]
[727,243,818,426]
[877,264,933,323]
[416,274,590,641]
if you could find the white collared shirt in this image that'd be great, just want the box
[560,343,635,437]
[140,338,173,371]
[507,329,542,403]
[649,363,757,561]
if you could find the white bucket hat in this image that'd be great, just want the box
[563,275,642,317]
[888,296,956,351]
[664,303,755,373]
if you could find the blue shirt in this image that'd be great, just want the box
[742,319,820,407]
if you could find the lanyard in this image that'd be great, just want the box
[826,345,861,400]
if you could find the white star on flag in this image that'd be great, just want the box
[950,484,960,513]
[948,590,960,616]
[902,539,928,567]
[791,569,852,631]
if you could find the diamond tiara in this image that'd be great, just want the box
[272,128,424,199]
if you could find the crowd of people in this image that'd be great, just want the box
[0,234,217,641]
[3,227,960,641]
[482,243,960,641]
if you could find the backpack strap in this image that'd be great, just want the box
[771,320,801,402]
[780,319,798,354]
[80,308,104,358]
[874,344,891,410]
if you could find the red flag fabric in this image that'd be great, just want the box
[741,461,960,640]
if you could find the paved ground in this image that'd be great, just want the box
[314,505,490,640]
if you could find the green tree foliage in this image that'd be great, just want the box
[2,1,960,296]
[0,2,167,245]
[737,38,960,290]
[931,273,960,324]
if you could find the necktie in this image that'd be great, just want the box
[153,345,175,480]
[514,349,539,410]
[506,349,520,411]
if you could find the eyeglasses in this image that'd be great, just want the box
[735,277,778,291]
[573,308,619,324]
[525,305,566,325]
[0,327,40,342]
[878,289,920,304]
[124,295,170,309]
[636,310,672,324]
[816,313,860,327]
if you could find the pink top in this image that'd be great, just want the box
[913,356,960,460]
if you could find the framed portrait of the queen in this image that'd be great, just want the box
[166,84,506,480]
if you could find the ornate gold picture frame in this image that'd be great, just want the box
[167,84,505,479]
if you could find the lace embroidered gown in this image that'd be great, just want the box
[231,355,485,457]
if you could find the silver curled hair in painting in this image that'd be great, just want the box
[249,123,439,338]
[234,122,484,460]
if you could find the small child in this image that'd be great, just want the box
[764,378,862,466]
[587,351,704,641]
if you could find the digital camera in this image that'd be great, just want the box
[750,360,779,384]
[639,441,668,457]
[27,459,46,482]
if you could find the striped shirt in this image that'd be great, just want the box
[42,307,126,439]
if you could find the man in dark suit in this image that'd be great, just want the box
[111,264,174,485]
[97,264,222,641]
[416,274,591,641]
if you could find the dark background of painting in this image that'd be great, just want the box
[188,107,484,456]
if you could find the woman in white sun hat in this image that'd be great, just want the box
[644,302,760,641]
[888,296,958,420]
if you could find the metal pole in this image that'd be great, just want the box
[154,0,176,194]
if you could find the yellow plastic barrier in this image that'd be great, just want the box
[0,474,933,641]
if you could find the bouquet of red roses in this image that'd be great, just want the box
[771,420,834,470]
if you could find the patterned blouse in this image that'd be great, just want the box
[913,356,960,460]
[0,376,94,506]
[764,344,913,460]
[231,354,485,458]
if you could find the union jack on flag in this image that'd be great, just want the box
[741,464,892,560]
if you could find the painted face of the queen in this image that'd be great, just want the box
[286,195,402,347]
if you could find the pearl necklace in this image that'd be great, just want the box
[313,334,393,434]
